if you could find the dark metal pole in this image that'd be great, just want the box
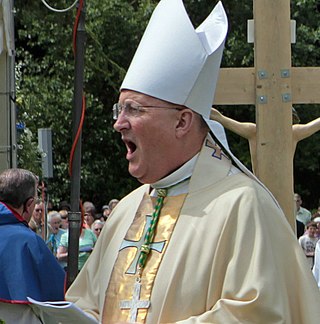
[67,0,86,288]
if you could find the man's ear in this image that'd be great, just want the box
[175,109,195,138]
[23,197,34,213]
[21,197,35,222]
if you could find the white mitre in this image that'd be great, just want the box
[121,0,227,119]
[120,0,280,205]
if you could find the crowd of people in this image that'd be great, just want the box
[295,192,320,287]
[28,197,119,272]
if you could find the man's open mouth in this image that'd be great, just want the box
[124,140,137,155]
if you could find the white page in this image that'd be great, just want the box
[27,297,99,324]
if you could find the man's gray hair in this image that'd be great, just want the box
[0,168,38,208]
[83,201,96,216]
[47,211,61,223]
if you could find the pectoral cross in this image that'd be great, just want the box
[120,279,150,323]
[119,215,166,274]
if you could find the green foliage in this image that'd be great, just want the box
[14,0,150,209]
[14,0,320,210]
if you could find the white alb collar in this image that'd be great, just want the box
[150,154,198,196]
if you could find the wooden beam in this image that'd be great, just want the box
[214,68,255,105]
[214,67,320,105]
[291,67,320,104]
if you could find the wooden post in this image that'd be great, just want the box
[253,0,294,229]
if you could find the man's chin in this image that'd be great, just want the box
[128,166,141,180]
[128,166,148,184]
[130,173,146,184]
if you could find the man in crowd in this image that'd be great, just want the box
[295,192,312,226]
[46,210,66,257]
[66,0,320,323]
[0,168,65,323]
[299,221,319,269]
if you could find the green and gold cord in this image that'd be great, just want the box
[137,188,167,276]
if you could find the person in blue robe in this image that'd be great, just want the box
[0,168,65,323]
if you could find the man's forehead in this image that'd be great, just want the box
[119,90,174,107]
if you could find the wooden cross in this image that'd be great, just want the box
[120,279,150,323]
[213,0,320,230]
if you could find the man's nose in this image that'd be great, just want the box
[113,111,130,132]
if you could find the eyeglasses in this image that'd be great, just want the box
[112,100,184,120]
[94,228,102,232]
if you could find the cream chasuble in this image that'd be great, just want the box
[66,135,320,323]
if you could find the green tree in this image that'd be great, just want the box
[14,0,153,208]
